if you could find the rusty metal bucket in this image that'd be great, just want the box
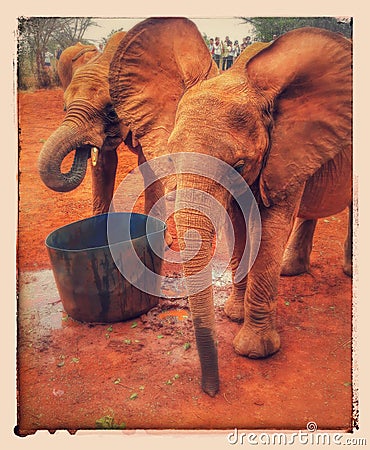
[45,212,166,323]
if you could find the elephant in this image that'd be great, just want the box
[57,42,100,90]
[109,20,352,396]
[38,31,126,218]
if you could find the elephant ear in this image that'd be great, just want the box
[245,27,352,206]
[109,17,217,160]
[234,41,272,67]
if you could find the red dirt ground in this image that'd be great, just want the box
[17,88,353,435]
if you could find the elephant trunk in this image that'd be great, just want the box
[38,125,92,192]
[174,174,219,396]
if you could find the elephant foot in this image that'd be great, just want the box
[343,262,352,278]
[233,324,280,359]
[280,252,310,276]
[224,295,244,322]
[201,378,220,397]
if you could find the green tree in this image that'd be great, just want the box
[17,17,98,89]
[241,17,352,42]
[202,33,210,47]
[18,17,59,88]
[54,18,98,48]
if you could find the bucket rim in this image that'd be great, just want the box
[45,212,167,253]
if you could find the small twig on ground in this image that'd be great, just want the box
[116,383,135,390]
[48,299,62,305]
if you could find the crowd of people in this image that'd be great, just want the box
[208,35,253,70]
[43,33,263,77]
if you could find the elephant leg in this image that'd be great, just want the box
[343,203,353,277]
[138,151,174,247]
[91,149,118,214]
[280,217,317,276]
[224,199,247,322]
[233,196,302,359]
[144,179,175,247]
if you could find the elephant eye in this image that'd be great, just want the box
[233,159,245,173]
[105,105,118,121]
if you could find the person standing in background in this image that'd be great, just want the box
[226,41,233,69]
[233,40,241,62]
[221,36,230,70]
[55,46,62,61]
[44,49,54,77]
[208,37,214,56]
[213,37,222,69]
[241,36,251,51]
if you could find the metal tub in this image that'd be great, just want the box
[45,212,166,323]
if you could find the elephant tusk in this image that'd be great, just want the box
[91,147,99,167]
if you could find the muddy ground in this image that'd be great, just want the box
[17,88,353,435]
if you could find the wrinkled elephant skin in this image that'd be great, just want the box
[110,19,352,396]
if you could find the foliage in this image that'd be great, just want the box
[104,27,125,45]
[240,17,352,42]
[202,33,210,47]
[54,18,98,48]
[17,17,98,90]
[95,415,126,429]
